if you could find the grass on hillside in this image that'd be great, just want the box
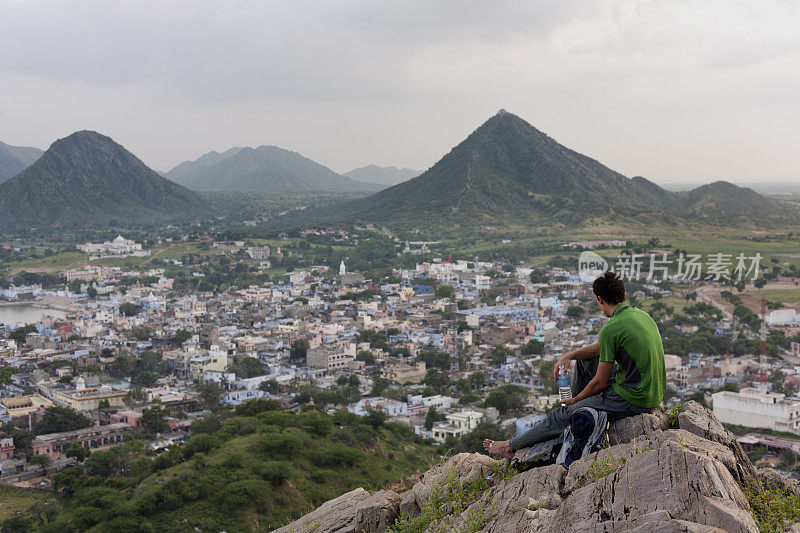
[741,477,800,533]
[0,486,56,522]
[2,402,439,533]
[7,252,88,273]
[636,296,691,314]
[743,288,800,310]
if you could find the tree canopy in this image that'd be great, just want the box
[34,406,92,435]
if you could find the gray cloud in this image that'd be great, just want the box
[1,0,799,182]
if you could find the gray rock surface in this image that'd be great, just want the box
[607,408,668,445]
[398,452,500,516]
[550,430,758,533]
[757,467,800,497]
[677,401,756,481]
[273,487,400,533]
[448,464,567,532]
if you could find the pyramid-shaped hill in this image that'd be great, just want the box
[313,110,795,229]
[0,131,210,230]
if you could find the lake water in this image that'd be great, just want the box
[0,304,67,325]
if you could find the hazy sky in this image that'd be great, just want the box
[1,0,799,185]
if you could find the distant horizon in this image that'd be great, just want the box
[5,128,800,192]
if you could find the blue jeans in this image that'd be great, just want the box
[510,358,650,450]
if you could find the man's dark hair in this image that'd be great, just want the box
[593,271,625,305]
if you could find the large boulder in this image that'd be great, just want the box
[677,401,756,481]
[607,409,669,445]
[447,464,567,532]
[273,488,400,533]
[398,452,500,516]
[547,432,758,533]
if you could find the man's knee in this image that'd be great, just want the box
[548,405,573,426]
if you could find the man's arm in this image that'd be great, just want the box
[562,361,613,406]
[568,342,600,360]
[553,341,599,383]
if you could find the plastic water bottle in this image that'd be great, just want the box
[557,364,571,402]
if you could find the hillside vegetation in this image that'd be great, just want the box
[0,131,209,230]
[2,401,438,532]
[285,110,799,233]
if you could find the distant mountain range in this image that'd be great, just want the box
[166,145,375,193]
[0,141,43,183]
[342,165,420,187]
[0,131,209,230]
[310,110,798,229]
[0,112,794,234]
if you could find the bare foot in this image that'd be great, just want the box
[483,439,515,460]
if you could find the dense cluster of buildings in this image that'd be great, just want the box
[1,239,799,483]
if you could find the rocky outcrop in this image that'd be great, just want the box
[398,451,497,517]
[553,430,757,532]
[273,487,400,533]
[272,403,792,533]
[757,467,800,498]
[606,407,668,445]
[677,401,757,481]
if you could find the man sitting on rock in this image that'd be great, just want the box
[484,271,666,460]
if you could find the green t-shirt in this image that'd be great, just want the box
[598,303,666,408]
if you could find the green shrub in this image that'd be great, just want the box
[223,452,246,469]
[667,403,685,429]
[741,477,800,532]
[190,414,222,434]
[390,468,492,533]
[256,461,294,484]
[311,446,364,467]
[98,516,153,532]
[220,479,270,509]
[152,446,184,471]
[74,486,123,508]
[235,398,281,417]
[221,416,260,436]
[67,506,105,530]
[257,410,291,428]
[332,410,361,426]
[253,433,305,458]
[183,434,219,458]
[300,411,334,436]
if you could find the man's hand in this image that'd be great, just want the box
[560,397,578,407]
[553,355,571,384]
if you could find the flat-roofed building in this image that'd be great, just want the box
[712,388,800,435]
[431,410,485,443]
[0,435,15,459]
[0,395,55,430]
[50,386,127,412]
[306,347,354,370]
[381,361,426,384]
[31,423,131,460]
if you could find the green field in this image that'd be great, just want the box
[9,251,88,273]
[0,486,55,522]
[636,295,691,314]
[744,288,800,309]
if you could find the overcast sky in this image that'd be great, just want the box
[1,0,799,185]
